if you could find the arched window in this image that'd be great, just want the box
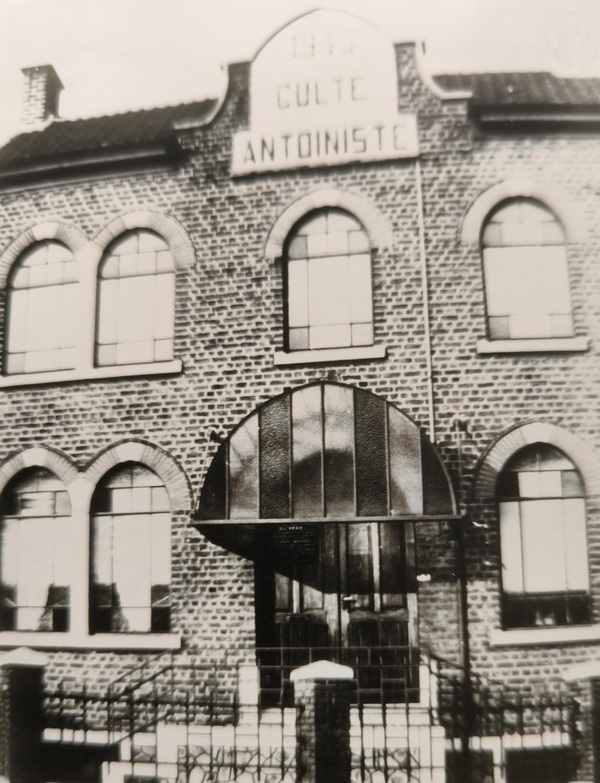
[0,468,71,631]
[498,444,589,628]
[90,463,171,634]
[96,229,175,367]
[285,209,372,351]
[482,198,573,340]
[4,240,78,374]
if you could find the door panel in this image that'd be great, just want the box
[257,522,418,704]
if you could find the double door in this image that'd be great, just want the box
[256,521,419,704]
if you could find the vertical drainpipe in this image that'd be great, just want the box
[415,159,472,769]
[414,159,435,443]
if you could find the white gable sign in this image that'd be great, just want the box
[232,11,418,175]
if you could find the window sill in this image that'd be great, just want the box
[490,624,600,647]
[476,336,588,355]
[0,631,182,651]
[0,359,183,388]
[274,345,387,366]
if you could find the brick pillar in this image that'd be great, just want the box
[0,648,48,783]
[292,660,354,783]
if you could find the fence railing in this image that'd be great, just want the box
[42,647,579,783]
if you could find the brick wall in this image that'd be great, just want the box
[0,39,598,706]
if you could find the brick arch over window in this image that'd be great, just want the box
[475,422,600,500]
[461,179,586,245]
[94,211,195,270]
[85,440,191,509]
[0,446,79,495]
[0,222,88,288]
[265,190,393,260]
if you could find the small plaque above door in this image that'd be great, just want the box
[272,524,320,563]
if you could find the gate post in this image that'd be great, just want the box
[292,660,354,783]
[0,648,48,783]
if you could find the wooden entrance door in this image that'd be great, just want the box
[256,521,418,704]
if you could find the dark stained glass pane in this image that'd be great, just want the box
[323,384,355,517]
[260,396,291,519]
[355,390,388,516]
[291,385,324,518]
[388,407,422,515]
[421,433,455,516]
[198,446,227,520]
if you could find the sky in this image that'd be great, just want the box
[0,0,598,144]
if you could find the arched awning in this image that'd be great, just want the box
[196,382,457,524]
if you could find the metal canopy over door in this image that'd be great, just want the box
[196,382,457,704]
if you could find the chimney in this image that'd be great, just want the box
[21,65,63,128]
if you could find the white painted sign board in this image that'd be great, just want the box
[232,11,419,174]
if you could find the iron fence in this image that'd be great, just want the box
[41,647,579,783]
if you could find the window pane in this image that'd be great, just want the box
[229,415,260,519]
[521,500,566,593]
[97,280,118,345]
[7,289,28,353]
[308,256,350,326]
[310,324,352,349]
[151,515,171,585]
[287,259,308,328]
[500,502,524,593]
[92,518,113,584]
[113,515,151,608]
[323,384,355,517]
[291,385,324,518]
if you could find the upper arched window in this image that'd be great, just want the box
[285,209,372,351]
[482,198,574,340]
[4,240,78,374]
[498,443,589,628]
[96,229,175,367]
[90,463,171,634]
[0,467,72,631]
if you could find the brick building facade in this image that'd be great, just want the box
[0,10,599,783]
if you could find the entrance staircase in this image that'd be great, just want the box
[41,649,577,783]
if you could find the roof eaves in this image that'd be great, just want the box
[0,141,182,184]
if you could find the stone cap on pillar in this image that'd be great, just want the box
[290,660,354,682]
[0,647,49,668]
[563,661,600,682]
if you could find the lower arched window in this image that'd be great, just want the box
[90,463,171,633]
[498,443,590,628]
[0,468,71,631]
